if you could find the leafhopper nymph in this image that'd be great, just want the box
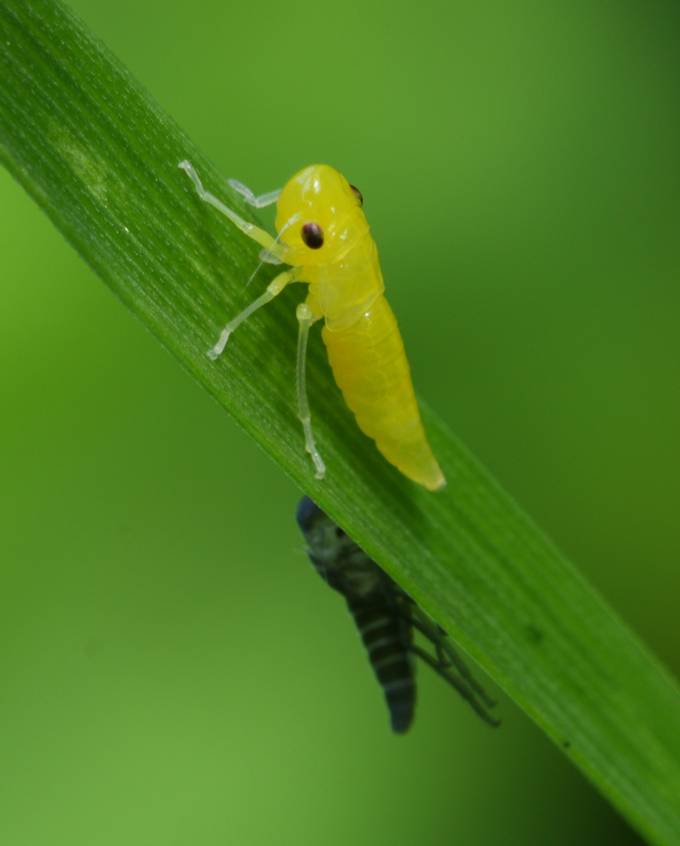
[180,161,445,490]
[297,497,499,732]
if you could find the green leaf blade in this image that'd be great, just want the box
[1,2,679,842]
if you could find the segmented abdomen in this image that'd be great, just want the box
[322,296,445,490]
[345,593,415,734]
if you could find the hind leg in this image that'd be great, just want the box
[296,302,325,480]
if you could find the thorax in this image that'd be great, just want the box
[301,234,385,330]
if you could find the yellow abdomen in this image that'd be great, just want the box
[322,297,445,491]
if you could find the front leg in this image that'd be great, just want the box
[227,177,281,209]
[179,160,288,262]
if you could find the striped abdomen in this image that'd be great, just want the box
[345,592,415,734]
[298,497,499,732]
[322,296,445,491]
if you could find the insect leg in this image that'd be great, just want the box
[296,302,326,480]
[227,178,281,209]
[407,604,496,707]
[179,160,288,261]
[257,249,283,266]
[408,644,500,727]
[208,270,293,360]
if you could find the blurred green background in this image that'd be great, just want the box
[1,1,679,843]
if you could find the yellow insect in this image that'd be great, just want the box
[179,161,445,491]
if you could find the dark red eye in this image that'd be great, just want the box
[350,184,363,207]
[301,222,324,249]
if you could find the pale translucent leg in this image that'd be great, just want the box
[227,178,281,209]
[257,248,283,266]
[178,160,287,261]
[208,270,293,360]
[296,303,326,480]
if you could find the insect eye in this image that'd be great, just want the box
[301,222,324,249]
[350,184,363,207]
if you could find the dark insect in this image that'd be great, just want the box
[297,497,499,733]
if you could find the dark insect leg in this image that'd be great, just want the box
[406,606,497,709]
[408,644,500,728]
[394,596,498,718]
